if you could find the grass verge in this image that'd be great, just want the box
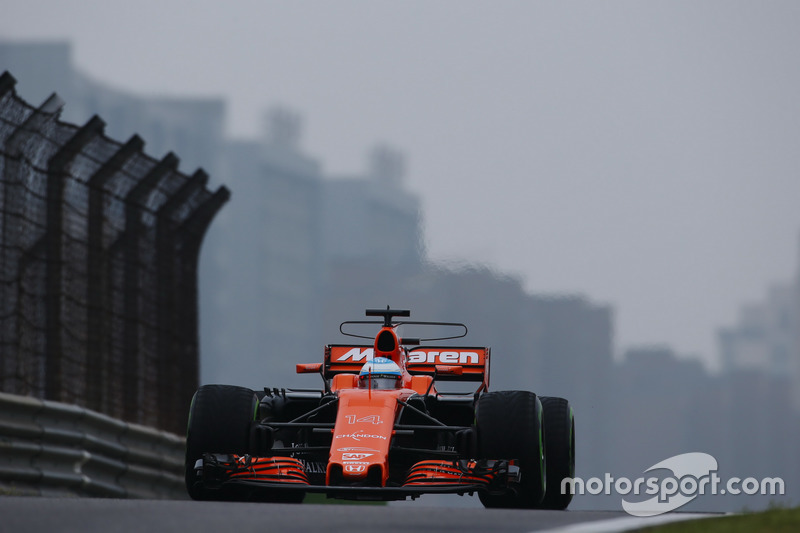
[637,506,800,533]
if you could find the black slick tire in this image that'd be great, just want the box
[476,390,545,509]
[185,384,258,500]
[538,396,575,510]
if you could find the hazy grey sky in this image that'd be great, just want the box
[3,1,800,367]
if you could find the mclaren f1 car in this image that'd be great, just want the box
[185,308,575,509]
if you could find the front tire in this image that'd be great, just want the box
[538,396,575,510]
[185,384,258,500]
[476,390,545,508]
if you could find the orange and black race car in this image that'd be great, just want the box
[185,308,575,509]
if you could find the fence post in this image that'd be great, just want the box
[121,152,178,423]
[155,169,208,433]
[173,186,230,415]
[0,71,18,394]
[45,116,105,403]
[85,135,144,413]
[0,71,17,97]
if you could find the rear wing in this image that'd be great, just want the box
[324,345,490,390]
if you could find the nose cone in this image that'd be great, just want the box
[330,443,386,484]
[327,389,399,487]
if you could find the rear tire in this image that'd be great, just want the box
[538,396,575,510]
[185,384,258,500]
[476,390,545,508]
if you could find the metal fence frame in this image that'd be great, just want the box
[0,70,229,434]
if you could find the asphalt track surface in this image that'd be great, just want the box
[0,497,713,533]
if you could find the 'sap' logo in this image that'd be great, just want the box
[342,453,372,460]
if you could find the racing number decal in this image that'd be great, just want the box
[346,414,382,425]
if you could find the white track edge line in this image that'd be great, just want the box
[532,512,717,533]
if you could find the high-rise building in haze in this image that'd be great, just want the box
[322,145,423,269]
[717,236,800,411]
[718,284,795,377]
[202,108,324,387]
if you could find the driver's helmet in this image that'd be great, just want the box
[358,357,403,390]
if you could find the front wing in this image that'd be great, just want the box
[193,454,520,501]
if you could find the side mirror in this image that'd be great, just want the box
[296,363,323,374]
[434,365,463,376]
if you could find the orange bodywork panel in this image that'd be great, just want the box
[331,373,358,391]
[296,363,323,374]
[409,375,433,395]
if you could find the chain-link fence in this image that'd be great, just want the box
[0,71,229,434]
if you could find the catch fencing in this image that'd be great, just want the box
[0,71,229,434]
